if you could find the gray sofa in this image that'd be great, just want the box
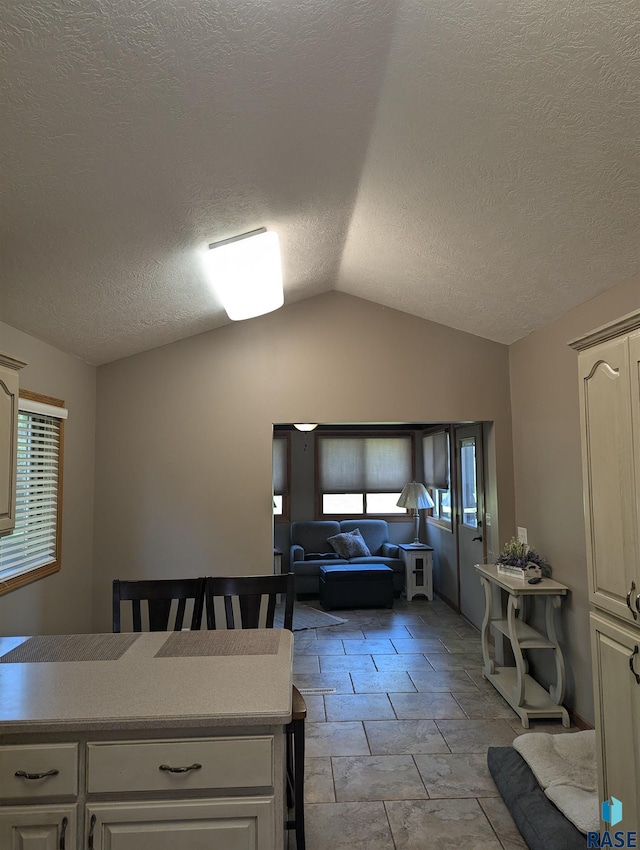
[290,519,404,595]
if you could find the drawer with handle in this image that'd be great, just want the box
[0,743,78,800]
[87,736,274,794]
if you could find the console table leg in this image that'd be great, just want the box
[507,594,526,707]
[546,595,566,706]
[479,576,495,676]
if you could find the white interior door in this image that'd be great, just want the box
[455,424,486,628]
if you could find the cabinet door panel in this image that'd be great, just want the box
[88,797,274,850]
[0,805,76,850]
[0,364,19,535]
[591,614,640,830]
[579,338,639,620]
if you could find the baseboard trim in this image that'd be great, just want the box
[569,709,594,730]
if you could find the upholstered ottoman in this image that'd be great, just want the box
[319,564,394,610]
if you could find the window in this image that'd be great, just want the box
[272,433,290,521]
[423,429,452,527]
[0,392,66,594]
[317,434,412,517]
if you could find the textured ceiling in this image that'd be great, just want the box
[0,0,638,364]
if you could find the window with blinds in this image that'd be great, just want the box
[317,435,413,516]
[423,429,452,526]
[272,433,290,520]
[0,393,66,593]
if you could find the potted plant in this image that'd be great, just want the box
[495,537,551,579]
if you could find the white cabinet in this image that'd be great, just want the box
[590,612,640,830]
[0,805,76,850]
[0,353,26,537]
[86,798,274,850]
[571,310,640,829]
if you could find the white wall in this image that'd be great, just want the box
[93,292,515,632]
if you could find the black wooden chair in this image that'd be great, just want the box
[204,573,305,850]
[112,577,206,633]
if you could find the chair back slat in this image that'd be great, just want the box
[113,578,206,633]
[205,573,295,632]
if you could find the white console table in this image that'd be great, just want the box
[399,544,434,601]
[475,563,570,728]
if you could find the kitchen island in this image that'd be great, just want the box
[0,629,293,850]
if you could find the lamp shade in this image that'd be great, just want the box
[396,482,434,510]
[204,228,284,321]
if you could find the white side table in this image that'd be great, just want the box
[399,544,434,601]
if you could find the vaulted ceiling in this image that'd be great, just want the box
[1,0,638,365]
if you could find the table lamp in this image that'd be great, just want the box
[397,482,434,545]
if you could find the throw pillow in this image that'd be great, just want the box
[326,529,371,559]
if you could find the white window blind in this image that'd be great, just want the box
[0,401,66,582]
[319,436,412,492]
[423,431,449,489]
[272,436,288,495]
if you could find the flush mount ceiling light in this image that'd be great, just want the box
[293,423,318,431]
[203,227,284,321]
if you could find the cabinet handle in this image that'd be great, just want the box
[159,762,202,773]
[629,645,640,685]
[626,581,638,620]
[59,816,68,850]
[87,813,96,850]
[14,768,59,780]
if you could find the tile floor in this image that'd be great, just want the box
[289,595,577,850]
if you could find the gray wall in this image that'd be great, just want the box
[0,321,96,636]
[509,272,640,725]
[93,292,516,632]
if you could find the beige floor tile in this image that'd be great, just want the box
[435,719,517,752]
[408,670,480,692]
[350,671,417,693]
[325,693,396,721]
[361,626,413,639]
[293,672,354,694]
[364,719,450,755]
[294,638,346,655]
[425,652,485,670]
[506,717,580,735]
[332,754,428,802]
[438,637,483,653]
[304,757,335,803]
[305,801,395,850]
[478,797,527,848]
[305,721,370,757]
[320,654,376,673]
[391,638,447,653]
[293,655,321,674]
[389,692,466,720]
[343,638,397,654]
[303,693,326,722]
[315,626,366,640]
[385,798,503,849]
[452,692,519,720]
[372,653,434,672]
[414,752,500,798]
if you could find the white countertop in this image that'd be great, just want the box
[0,630,293,735]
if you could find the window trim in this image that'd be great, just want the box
[315,430,415,520]
[0,389,65,596]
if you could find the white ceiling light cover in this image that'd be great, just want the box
[204,229,284,321]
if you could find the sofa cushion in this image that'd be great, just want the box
[304,552,340,561]
[340,520,388,555]
[327,529,371,559]
[291,521,341,554]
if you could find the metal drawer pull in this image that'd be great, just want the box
[15,768,59,780]
[59,816,68,850]
[87,813,96,849]
[629,645,640,684]
[159,762,202,773]
[627,581,638,620]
